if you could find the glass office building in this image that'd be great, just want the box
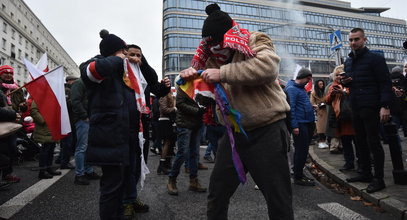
[163,0,406,81]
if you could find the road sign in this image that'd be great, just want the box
[329,30,343,51]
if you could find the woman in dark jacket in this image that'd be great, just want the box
[0,90,20,183]
[156,93,177,174]
[30,101,61,179]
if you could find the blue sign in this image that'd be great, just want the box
[329,30,343,51]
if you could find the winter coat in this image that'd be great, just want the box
[310,90,327,134]
[344,47,392,110]
[0,90,16,122]
[71,79,88,124]
[325,81,355,137]
[80,55,169,166]
[159,93,176,119]
[205,31,290,131]
[285,80,315,129]
[0,79,25,112]
[30,101,54,144]
[324,83,338,137]
[175,87,203,130]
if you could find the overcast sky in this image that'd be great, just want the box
[23,0,405,78]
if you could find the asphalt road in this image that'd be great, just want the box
[1,147,397,220]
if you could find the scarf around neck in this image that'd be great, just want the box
[191,21,256,70]
[1,81,19,105]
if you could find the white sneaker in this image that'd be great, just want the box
[254,185,259,190]
[318,142,328,149]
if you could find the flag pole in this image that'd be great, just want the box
[7,65,64,96]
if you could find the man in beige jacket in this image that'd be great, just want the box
[179,3,293,220]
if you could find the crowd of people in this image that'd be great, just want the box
[1,3,407,219]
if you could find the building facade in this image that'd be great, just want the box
[163,0,407,82]
[0,0,78,85]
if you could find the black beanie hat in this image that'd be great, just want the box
[296,68,312,79]
[99,29,127,57]
[201,4,233,43]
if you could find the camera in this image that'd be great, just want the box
[318,102,326,108]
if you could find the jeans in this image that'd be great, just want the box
[39,143,56,170]
[204,125,225,158]
[207,120,293,220]
[353,108,384,179]
[293,122,314,179]
[169,126,202,179]
[74,120,93,176]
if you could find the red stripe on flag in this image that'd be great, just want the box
[126,60,141,94]
[89,61,104,80]
[305,78,313,93]
[25,76,65,140]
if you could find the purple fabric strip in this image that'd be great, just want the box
[214,84,247,184]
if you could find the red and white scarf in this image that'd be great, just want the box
[1,82,19,105]
[191,21,256,70]
[123,59,150,188]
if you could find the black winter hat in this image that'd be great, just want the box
[296,68,312,79]
[391,66,404,79]
[99,29,127,57]
[201,4,233,43]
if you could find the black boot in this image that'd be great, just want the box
[39,170,53,179]
[157,160,169,175]
[47,168,62,176]
[366,178,386,193]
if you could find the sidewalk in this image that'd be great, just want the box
[309,139,407,220]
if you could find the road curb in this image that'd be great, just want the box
[309,146,407,220]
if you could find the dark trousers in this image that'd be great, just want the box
[0,134,16,177]
[100,165,131,220]
[59,133,73,165]
[100,131,137,219]
[353,108,384,179]
[341,135,355,166]
[207,120,293,220]
[39,143,56,170]
[141,116,150,163]
[292,122,314,179]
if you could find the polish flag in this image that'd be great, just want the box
[24,60,71,140]
[305,63,313,93]
[36,53,49,73]
[23,53,49,81]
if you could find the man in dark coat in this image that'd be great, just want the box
[80,30,170,219]
[341,28,392,193]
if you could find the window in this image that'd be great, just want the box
[25,40,28,49]
[2,4,5,11]
[2,38,6,49]
[18,35,22,44]
[11,43,15,53]
[11,29,15,39]
[3,22,7,33]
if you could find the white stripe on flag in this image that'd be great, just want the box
[86,65,103,83]
[45,66,71,135]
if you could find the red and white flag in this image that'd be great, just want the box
[36,53,49,73]
[24,61,71,140]
[305,63,313,93]
[24,53,48,80]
